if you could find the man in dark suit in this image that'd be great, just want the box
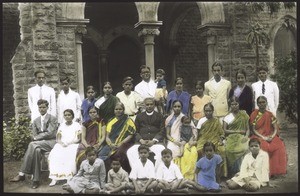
[10,99,58,189]
[126,97,166,172]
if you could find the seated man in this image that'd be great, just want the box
[127,97,165,171]
[10,99,58,189]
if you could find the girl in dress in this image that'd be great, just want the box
[81,86,97,124]
[190,81,212,126]
[48,109,81,186]
[195,142,222,192]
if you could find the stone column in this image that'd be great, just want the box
[135,21,162,80]
[75,26,87,100]
[197,23,230,79]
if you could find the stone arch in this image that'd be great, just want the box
[196,2,225,25]
[85,26,103,50]
[268,15,296,74]
[103,25,143,51]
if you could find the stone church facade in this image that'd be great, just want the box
[2,2,297,120]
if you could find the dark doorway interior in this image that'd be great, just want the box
[107,36,141,94]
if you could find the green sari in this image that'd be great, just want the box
[197,117,227,177]
[224,110,249,176]
[98,95,119,123]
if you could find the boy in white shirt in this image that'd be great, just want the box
[129,144,158,194]
[226,138,270,192]
[156,148,207,193]
[57,76,82,123]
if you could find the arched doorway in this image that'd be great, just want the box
[157,2,206,93]
[107,36,141,93]
[274,26,296,58]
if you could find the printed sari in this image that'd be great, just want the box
[166,112,198,180]
[75,119,104,169]
[197,117,227,177]
[98,114,136,173]
[224,110,249,176]
[250,109,287,176]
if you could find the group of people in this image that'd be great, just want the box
[10,61,287,194]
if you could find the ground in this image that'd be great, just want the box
[2,127,298,195]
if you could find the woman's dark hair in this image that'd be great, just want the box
[203,141,216,152]
[115,102,125,111]
[257,95,268,103]
[249,138,261,146]
[172,100,183,108]
[235,69,247,79]
[103,81,112,89]
[204,103,214,111]
[195,80,204,89]
[86,85,96,92]
[228,96,240,105]
[88,105,97,113]
[85,146,97,155]
[175,77,183,84]
[63,109,74,119]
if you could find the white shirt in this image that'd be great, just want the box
[156,161,183,182]
[40,113,47,131]
[129,159,156,180]
[28,84,56,122]
[57,89,82,123]
[252,79,279,116]
[232,149,269,187]
[116,91,143,115]
[134,80,157,99]
[196,117,208,129]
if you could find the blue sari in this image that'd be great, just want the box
[166,90,191,115]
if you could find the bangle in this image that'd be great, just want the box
[170,138,175,142]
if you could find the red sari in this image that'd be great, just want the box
[250,109,287,176]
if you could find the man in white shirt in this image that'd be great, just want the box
[116,76,143,121]
[204,62,231,123]
[134,65,157,100]
[57,76,82,123]
[28,70,56,122]
[252,65,279,116]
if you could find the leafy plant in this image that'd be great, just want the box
[271,50,297,124]
[3,116,32,161]
[246,22,270,77]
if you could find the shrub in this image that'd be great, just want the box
[271,50,297,124]
[3,116,32,161]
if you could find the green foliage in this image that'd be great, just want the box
[271,50,297,124]
[3,116,32,161]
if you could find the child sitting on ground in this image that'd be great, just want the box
[104,157,133,194]
[226,138,270,192]
[154,68,168,115]
[156,148,207,193]
[129,144,158,194]
[178,116,197,157]
[63,146,106,194]
[195,142,222,192]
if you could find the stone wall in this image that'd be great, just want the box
[174,7,208,93]
[3,3,20,120]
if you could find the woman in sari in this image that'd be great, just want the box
[196,103,227,178]
[166,100,198,180]
[223,96,250,177]
[166,77,191,116]
[98,102,136,173]
[75,106,106,170]
[95,82,119,123]
[250,96,287,177]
